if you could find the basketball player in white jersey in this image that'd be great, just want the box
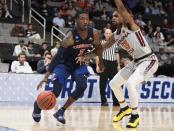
[102,0,159,128]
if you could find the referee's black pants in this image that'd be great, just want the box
[99,59,119,105]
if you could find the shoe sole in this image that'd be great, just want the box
[53,113,66,124]
[126,118,140,128]
[126,123,139,128]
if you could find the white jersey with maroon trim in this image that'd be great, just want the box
[113,26,152,59]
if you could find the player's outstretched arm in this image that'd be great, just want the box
[114,0,139,31]
[101,34,116,49]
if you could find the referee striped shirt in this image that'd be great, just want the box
[101,40,118,61]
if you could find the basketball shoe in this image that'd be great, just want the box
[126,114,140,128]
[32,101,41,122]
[53,108,66,124]
[113,106,132,122]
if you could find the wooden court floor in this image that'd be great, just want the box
[0,102,174,131]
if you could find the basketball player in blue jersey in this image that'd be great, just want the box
[32,10,105,124]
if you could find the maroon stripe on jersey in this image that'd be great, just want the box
[145,60,155,73]
[138,31,145,46]
[135,31,145,47]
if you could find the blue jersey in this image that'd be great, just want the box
[48,26,95,72]
[64,26,95,69]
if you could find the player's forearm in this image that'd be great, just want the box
[95,45,103,65]
[114,0,127,12]
[102,41,111,49]
[95,56,99,66]
[44,71,51,79]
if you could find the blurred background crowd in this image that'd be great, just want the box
[0,0,174,76]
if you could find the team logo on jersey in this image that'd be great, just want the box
[118,32,130,45]
[75,36,80,42]
[120,40,134,54]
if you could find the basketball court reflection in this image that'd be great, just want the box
[0,103,174,131]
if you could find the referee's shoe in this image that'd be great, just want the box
[126,114,140,128]
[113,106,132,122]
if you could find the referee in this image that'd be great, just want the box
[96,28,120,106]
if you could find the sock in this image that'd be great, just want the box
[132,107,138,115]
[119,100,128,109]
[61,107,66,111]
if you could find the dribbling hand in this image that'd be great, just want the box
[75,56,88,65]
[37,77,48,90]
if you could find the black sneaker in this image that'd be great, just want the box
[32,101,41,122]
[126,114,140,128]
[32,112,41,122]
[53,109,66,124]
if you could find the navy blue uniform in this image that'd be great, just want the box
[49,26,95,100]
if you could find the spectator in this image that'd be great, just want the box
[67,4,77,18]
[165,34,174,52]
[25,24,41,42]
[0,1,13,19]
[26,41,41,57]
[135,14,146,28]
[156,48,170,66]
[52,11,65,28]
[51,41,60,56]
[161,18,170,31]
[40,41,49,56]
[40,2,49,17]
[65,15,74,28]
[11,53,33,73]
[59,4,69,17]
[153,26,165,47]
[37,52,52,74]
[11,24,25,37]
[13,39,28,56]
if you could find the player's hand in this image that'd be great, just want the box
[37,77,48,90]
[96,62,105,73]
[75,56,87,65]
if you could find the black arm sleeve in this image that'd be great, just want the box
[48,47,66,73]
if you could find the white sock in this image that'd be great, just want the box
[132,108,138,115]
[120,100,127,108]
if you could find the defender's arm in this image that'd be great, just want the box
[114,0,139,31]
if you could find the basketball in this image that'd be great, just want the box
[37,91,56,110]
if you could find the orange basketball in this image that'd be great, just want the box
[37,91,56,110]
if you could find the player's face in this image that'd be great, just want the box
[77,13,89,30]
[112,11,123,25]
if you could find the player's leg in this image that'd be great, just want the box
[125,60,158,128]
[108,62,119,106]
[109,62,134,122]
[32,64,69,122]
[53,65,89,124]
